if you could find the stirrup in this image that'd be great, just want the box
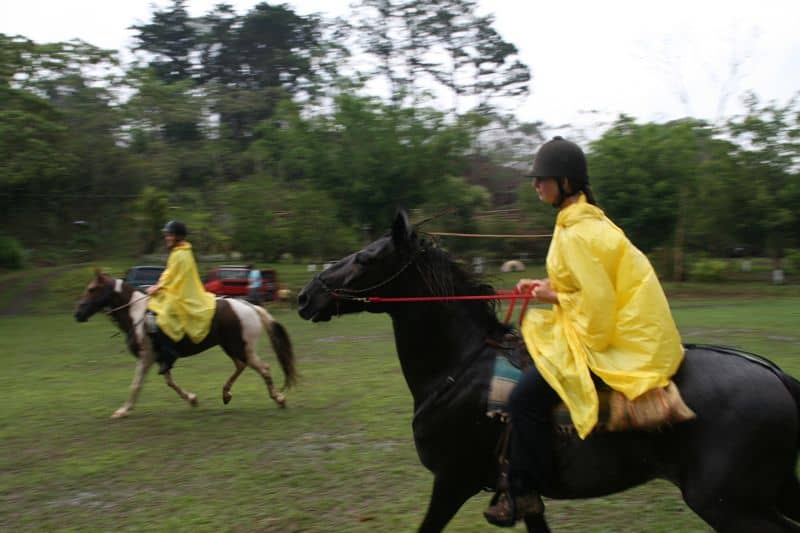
[484,490,544,528]
[484,490,516,528]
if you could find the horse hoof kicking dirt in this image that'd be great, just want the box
[75,271,296,418]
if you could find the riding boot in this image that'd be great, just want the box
[154,329,180,375]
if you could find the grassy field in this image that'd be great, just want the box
[1,266,799,531]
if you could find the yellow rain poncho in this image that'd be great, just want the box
[521,195,684,438]
[147,241,216,343]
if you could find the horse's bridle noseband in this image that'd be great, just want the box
[317,246,425,302]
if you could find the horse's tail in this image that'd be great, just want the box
[254,305,297,390]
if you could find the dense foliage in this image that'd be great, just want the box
[1,1,798,272]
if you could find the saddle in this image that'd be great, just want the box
[487,340,696,433]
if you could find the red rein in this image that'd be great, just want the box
[364,291,533,326]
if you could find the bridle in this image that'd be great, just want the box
[78,280,117,315]
[316,246,426,303]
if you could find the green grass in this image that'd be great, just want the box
[1,267,799,531]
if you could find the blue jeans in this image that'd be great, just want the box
[508,365,561,494]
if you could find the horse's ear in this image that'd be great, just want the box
[391,209,413,246]
[94,267,103,279]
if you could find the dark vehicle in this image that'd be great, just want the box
[124,265,165,291]
[204,266,278,302]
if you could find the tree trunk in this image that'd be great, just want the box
[672,183,689,282]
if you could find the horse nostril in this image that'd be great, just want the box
[297,290,308,308]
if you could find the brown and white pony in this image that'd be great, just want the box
[75,271,296,418]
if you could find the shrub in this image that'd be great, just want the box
[785,249,800,274]
[0,235,24,269]
[688,258,728,282]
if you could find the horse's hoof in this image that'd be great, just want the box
[275,393,287,408]
[188,393,199,407]
[111,409,129,419]
[223,391,232,405]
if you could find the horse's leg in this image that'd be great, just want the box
[779,474,800,523]
[523,512,552,533]
[417,474,478,532]
[112,353,154,418]
[681,457,800,532]
[222,358,246,405]
[244,348,286,408]
[711,510,800,532]
[163,370,199,407]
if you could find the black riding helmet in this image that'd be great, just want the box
[529,136,591,206]
[162,220,188,238]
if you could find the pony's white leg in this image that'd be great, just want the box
[163,371,199,407]
[112,354,154,418]
[245,347,286,408]
[222,359,246,404]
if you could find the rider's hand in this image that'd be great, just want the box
[515,278,541,295]
[146,284,160,296]
[532,279,559,304]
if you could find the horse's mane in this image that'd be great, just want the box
[413,235,511,336]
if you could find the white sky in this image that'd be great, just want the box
[2,0,798,136]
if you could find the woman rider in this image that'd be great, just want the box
[146,221,217,374]
[484,137,685,526]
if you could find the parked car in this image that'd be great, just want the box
[204,265,278,302]
[124,265,165,291]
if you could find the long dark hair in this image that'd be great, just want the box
[582,183,598,205]
[557,178,598,207]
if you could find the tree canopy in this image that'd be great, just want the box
[1,3,798,271]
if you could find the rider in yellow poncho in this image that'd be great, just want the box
[522,194,684,439]
[146,220,216,374]
[485,137,684,527]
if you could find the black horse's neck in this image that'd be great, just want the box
[390,306,489,406]
[386,249,506,408]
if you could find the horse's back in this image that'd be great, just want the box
[678,345,798,416]
[673,345,798,491]
[180,298,252,355]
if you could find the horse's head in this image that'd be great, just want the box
[298,210,420,322]
[74,269,117,322]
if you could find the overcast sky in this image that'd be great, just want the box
[2,0,798,136]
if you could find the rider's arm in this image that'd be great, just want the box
[555,234,616,351]
[148,250,186,295]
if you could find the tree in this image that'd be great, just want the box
[725,92,800,260]
[411,0,529,110]
[129,186,170,254]
[0,34,123,241]
[130,0,199,84]
[197,2,323,146]
[350,0,530,112]
[245,93,490,236]
[589,116,741,280]
[121,68,217,190]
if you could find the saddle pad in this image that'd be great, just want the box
[487,356,522,420]
[487,357,695,433]
[486,356,609,426]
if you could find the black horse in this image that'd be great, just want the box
[298,210,800,532]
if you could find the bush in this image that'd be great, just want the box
[0,235,24,269]
[785,249,800,274]
[688,258,728,282]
